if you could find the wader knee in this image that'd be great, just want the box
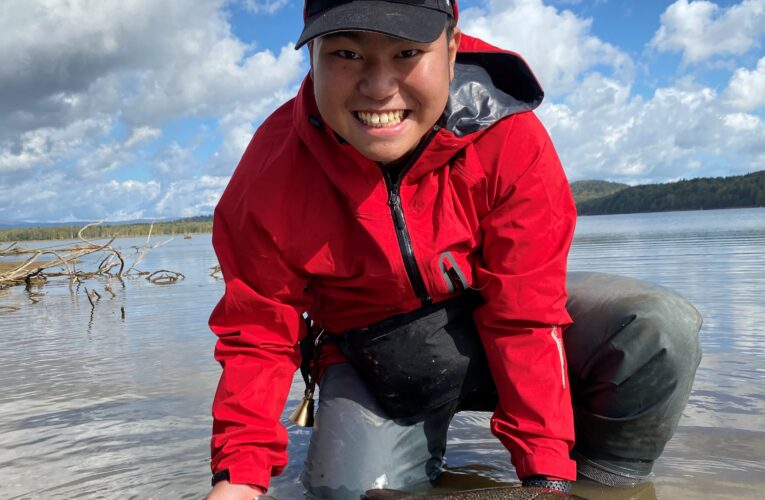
[564,272,702,486]
[302,364,453,500]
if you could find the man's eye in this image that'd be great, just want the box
[398,49,421,58]
[335,50,361,60]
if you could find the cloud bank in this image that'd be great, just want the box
[0,0,763,222]
[462,0,765,182]
[0,0,303,222]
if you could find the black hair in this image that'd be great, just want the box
[446,17,457,41]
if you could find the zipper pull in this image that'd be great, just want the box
[388,191,399,207]
[388,192,406,230]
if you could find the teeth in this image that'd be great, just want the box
[355,110,406,128]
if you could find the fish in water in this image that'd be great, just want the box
[363,486,582,500]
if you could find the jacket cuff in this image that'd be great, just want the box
[515,454,577,481]
[220,462,275,492]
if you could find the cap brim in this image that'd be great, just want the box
[296,0,448,49]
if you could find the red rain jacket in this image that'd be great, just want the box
[210,34,577,489]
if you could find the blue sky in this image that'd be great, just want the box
[1,0,764,223]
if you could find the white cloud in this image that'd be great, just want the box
[0,0,306,222]
[240,0,289,14]
[451,0,765,182]
[0,117,112,174]
[125,127,162,148]
[80,180,163,221]
[153,176,230,217]
[459,0,633,95]
[0,0,305,133]
[725,57,765,110]
[0,172,230,222]
[650,0,765,64]
[1,0,763,223]
[209,84,299,175]
[724,112,763,131]
[539,74,765,182]
[451,1,741,181]
[123,42,303,125]
[0,170,162,222]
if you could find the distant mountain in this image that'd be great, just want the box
[570,180,629,204]
[576,171,765,215]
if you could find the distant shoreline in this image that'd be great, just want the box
[575,205,765,217]
[3,170,763,242]
[0,218,213,243]
[3,205,765,243]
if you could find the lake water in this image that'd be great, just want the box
[1,208,763,499]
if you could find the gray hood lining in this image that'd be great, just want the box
[445,52,544,137]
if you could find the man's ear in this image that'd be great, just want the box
[448,27,461,82]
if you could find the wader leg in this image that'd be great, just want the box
[564,272,703,486]
[301,363,456,500]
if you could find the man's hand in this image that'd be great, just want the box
[205,480,268,499]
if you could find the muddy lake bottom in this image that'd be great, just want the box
[1,208,764,499]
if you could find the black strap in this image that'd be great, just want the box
[299,316,314,387]
[211,469,230,486]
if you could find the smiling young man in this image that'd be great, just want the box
[310,27,458,165]
[206,1,703,499]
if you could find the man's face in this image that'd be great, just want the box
[311,28,461,164]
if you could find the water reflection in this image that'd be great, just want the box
[0,210,764,498]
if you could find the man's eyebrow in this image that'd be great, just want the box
[321,31,362,41]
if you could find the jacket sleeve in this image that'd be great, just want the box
[473,113,577,481]
[209,193,313,489]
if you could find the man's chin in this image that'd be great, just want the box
[350,139,419,165]
[349,147,403,165]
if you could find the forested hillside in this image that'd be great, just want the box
[576,171,765,215]
[570,180,629,203]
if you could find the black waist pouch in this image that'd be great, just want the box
[332,293,498,420]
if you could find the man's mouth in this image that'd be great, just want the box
[353,110,408,128]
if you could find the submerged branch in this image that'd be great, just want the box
[0,222,181,290]
[146,270,185,285]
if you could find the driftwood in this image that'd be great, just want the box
[209,264,222,280]
[0,244,122,290]
[0,221,178,291]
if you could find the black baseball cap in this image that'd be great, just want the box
[296,0,458,49]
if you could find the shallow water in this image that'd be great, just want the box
[0,208,763,499]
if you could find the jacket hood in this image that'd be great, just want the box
[446,35,544,137]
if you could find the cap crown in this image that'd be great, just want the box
[303,0,459,22]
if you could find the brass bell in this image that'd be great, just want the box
[289,388,315,427]
[290,328,326,428]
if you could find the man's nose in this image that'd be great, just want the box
[358,62,399,100]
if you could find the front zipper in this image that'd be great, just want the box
[381,126,439,307]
